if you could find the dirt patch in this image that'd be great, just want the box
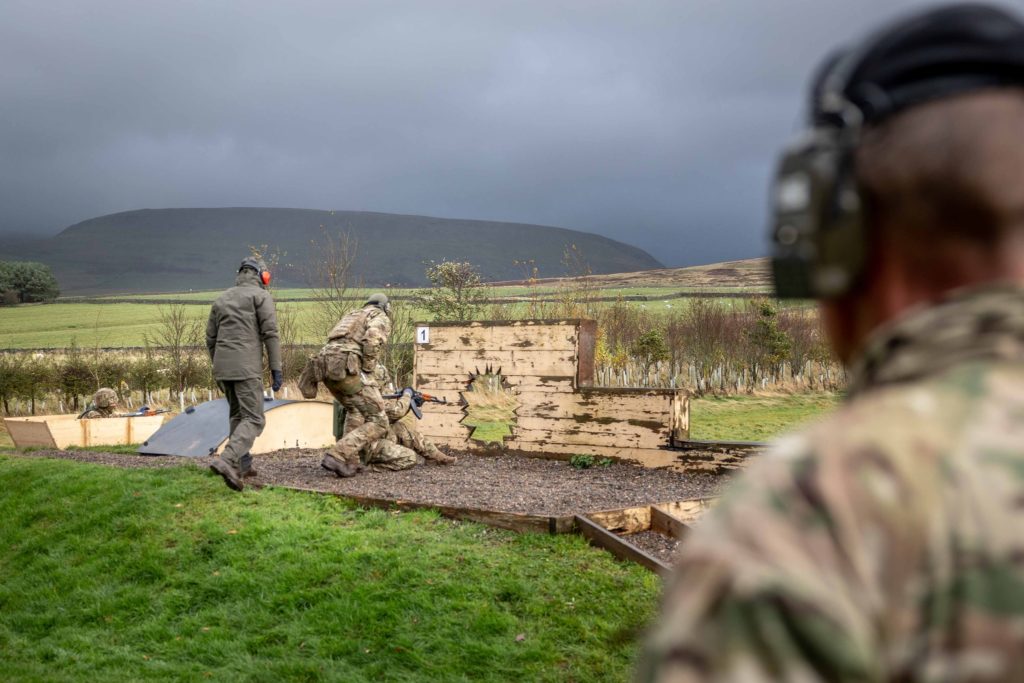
[7,448,734,517]
[621,530,680,565]
[14,449,198,469]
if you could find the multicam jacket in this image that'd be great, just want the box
[638,285,1024,682]
[326,305,392,372]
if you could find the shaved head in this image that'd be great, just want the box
[856,89,1024,284]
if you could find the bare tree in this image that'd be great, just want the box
[148,303,204,394]
[554,243,599,319]
[305,228,358,338]
[380,304,415,387]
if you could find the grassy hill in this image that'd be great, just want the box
[2,208,662,295]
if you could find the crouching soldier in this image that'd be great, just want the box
[298,293,393,477]
[373,364,456,465]
[80,388,118,418]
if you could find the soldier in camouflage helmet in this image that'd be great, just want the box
[639,5,1024,682]
[298,293,394,477]
[80,388,118,418]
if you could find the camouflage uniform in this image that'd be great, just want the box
[81,387,118,418]
[638,285,1024,682]
[299,304,392,471]
[344,397,419,472]
[371,363,456,465]
[341,384,456,471]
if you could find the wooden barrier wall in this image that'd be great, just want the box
[412,320,690,467]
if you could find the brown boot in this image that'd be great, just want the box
[424,444,457,465]
[321,453,362,478]
[210,458,244,491]
[240,453,257,478]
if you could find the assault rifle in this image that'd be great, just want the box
[77,405,171,419]
[381,388,448,419]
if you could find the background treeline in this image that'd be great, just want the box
[0,296,842,416]
[0,261,60,305]
[590,298,844,394]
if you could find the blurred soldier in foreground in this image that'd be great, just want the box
[205,257,282,491]
[298,293,393,477]
[80,388,118,418]
[640,5,1024,682]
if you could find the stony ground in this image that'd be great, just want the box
[11,447,730,516]
[622,530,681,565]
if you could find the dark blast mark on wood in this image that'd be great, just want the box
[576,319,597,387]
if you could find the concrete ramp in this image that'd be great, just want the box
[138,399,335,457]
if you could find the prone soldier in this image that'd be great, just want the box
[79,388,118,419]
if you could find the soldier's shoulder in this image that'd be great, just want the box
[794,360,1023,459]
[735,362,1024,522]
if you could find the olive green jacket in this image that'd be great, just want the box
[206,269,282,380]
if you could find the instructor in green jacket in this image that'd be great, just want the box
[206,256,282,491]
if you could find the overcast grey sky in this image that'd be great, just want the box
[0,0,957,265]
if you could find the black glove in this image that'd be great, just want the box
[271,370,283,392]
[401,386,415,398]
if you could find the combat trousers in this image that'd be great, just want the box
[392,419,444,459]
[220,377,266,468]
[344,410,418,471]
[323,376,389,463]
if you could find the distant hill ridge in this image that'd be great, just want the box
[3,208,663,295]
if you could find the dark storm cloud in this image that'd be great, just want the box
[0,0,942,265]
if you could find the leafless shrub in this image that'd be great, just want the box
[147,303,205,394]
[305,228,358,339]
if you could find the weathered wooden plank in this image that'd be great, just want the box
[511,427,649,449]
[577,319,597,387]
[514,416,668,439]
[413,375,577,395]
[414,324,578,352]
[515,394,671,424]
[587,505,652,534]
[500,441,680,468]
[415,350,577,378]
[670,392,690,444]
[666,448,757,473]
[574,514,671,576]
[654,498,718,523]
[650,506,690,540]
[7,413,166,449]
[3,418,56,448]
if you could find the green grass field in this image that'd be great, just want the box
[689,393,841,441]
[0,456,659,682]
[0,301,439,348]
[0,292,794,348]
[91,284,771,303]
